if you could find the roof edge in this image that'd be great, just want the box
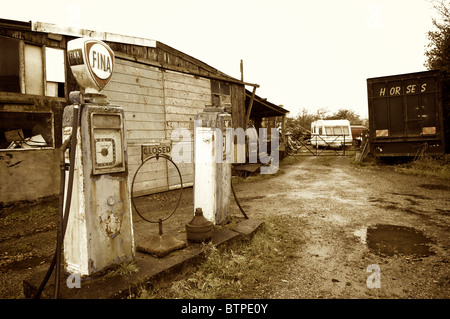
[31,21,157,48]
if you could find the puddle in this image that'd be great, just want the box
[365,224,435,257]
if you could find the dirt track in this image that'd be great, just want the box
[1,155,449,299]
[232,155,450,298]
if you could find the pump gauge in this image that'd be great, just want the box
[90,111,125,175]
[94,137,116,166]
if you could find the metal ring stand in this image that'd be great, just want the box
[131,153,183,224]
[130,153,186,257]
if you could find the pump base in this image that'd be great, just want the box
[137,234,186,258]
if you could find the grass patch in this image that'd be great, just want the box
[106,260,139,278]
[395,154,450,179]
[136,215,302,299]
[0,197,58,227]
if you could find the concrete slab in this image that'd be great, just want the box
[232,218,265,240]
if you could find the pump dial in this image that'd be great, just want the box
[94,137,116,166]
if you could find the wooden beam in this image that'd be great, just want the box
[245,86,257,128]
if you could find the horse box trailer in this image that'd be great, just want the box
[367,70,450,157]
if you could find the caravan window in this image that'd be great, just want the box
[333,127,344,135]
[339,126,350,135]
[328,126,350,135]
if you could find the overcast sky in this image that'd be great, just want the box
[1,0,439,118]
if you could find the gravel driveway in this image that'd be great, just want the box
[1,154,448,299]
[232,155,450,298]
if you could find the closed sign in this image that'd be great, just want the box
[142,143,172,161]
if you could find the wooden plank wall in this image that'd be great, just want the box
[231,84,246,129]
[163,70,211,189]
[104,59,211,196]
[104,58,168,196]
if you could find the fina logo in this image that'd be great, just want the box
[85,40,114,90]
[67,38,115,92]
[88,42,113,80]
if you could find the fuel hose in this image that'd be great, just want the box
[34,104,79,299]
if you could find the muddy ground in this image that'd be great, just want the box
[232,155,450,299]
[0,154,449,299]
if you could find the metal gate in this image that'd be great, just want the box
[287,134,356,156]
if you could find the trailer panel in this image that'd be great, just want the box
[367,70,449,157]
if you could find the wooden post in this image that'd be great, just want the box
[245,86,257,128]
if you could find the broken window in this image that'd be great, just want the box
[45,47,65,97]
[0,112,53,149]
[0,37,65,97]
[24,44,44,95]
[0,37,21,93]
[211,80,231,107]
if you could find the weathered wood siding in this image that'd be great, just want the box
[163,70,211,189]
[103,59,211,196]
[231,84,246,129]
[103,58,168,196]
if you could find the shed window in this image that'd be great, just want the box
[0,37,65,97]
[25,44,44,95]
[0,111,53,149]
[45,47,65,97]
[0,37,21,93]
[211,80,231,107]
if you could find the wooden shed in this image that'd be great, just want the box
[0,19,288,205]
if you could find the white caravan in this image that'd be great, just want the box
[310,119,352,148]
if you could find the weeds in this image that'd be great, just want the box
[106,260,139,278]
[395,154,450,179]
[0,197,58,227]
[137,215,302,299]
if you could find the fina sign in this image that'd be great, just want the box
[67,38,115,92]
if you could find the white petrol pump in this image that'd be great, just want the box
[62,38,134,277]
[194,109,233,225]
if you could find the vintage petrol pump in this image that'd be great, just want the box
[193,108,232,225]
[62,38,134,277]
